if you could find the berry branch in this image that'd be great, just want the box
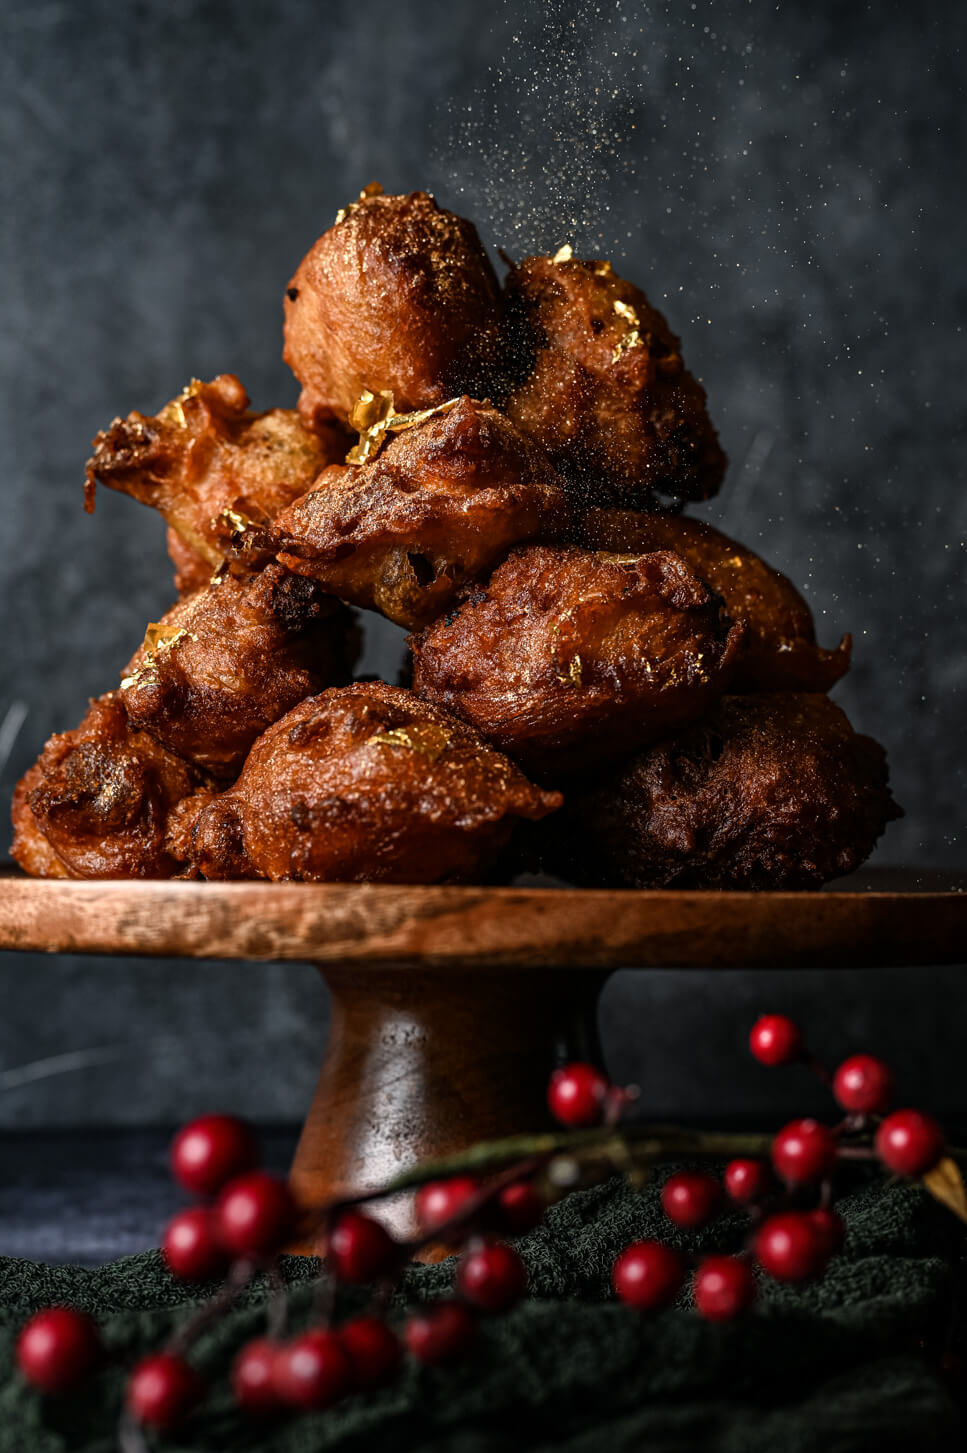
[12,1016,967,1446]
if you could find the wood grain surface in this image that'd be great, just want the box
[289,966,606,1245]
[0,868,964,970]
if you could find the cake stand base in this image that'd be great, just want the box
[1,869,964,1254]
[288,964,607,1246]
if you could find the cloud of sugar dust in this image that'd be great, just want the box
[431,1,652,262]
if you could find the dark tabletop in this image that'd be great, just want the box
[0,1127,298,1267]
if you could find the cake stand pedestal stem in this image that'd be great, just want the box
[288,964,610,1246]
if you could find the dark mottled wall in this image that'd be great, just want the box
[1,0,964,1127]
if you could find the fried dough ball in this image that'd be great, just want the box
[11,693,203,880]
[578,510,851,692]
[167,526,212,597]
[170,683,561,883]
[410,544,746,776]
[542,694,901,889]
[10,765,70,878]
[118,565,357,779]
[503,254,725,509]
[274,397,570,629]
[85,374,348,568]
[283,189,503,427]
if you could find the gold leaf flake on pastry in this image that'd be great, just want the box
[164,378,206,429]
[552,244,574,263]
[334,180,385,226]
[349,388,396,434]
[346,394,462,465]
[121,625,194,690]
[384,398,462,436]
[612,298,642,361]
[368,721,452,762]
[212,505,257,542]
[556,654,583,687]
[346,388,396,461]
[144,623,193,654]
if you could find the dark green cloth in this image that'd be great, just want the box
[0,1173,963,1452]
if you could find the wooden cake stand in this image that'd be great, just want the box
[1,867,965,1241]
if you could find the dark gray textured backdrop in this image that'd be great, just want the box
[1,0,964,1128]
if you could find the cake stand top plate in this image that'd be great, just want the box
[0,867,964,970]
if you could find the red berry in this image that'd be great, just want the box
[808,1208,846,1258]
[771,1119,837,1185]
[231,1339,282,1416]
[833,1054,894,1115]
[660,1170,722,1228]
[749,1014,803,1067]
[328,1211,397,1284]
[170,1114,258,1198]
[496,1181,545,1234]
[875,1109,945,1176]
[754,1211,827,1282]
[273,1330,350,1411]
[339,1317,403,1390]
[723,1158,772,1204]
[414,1176,480,1235]
[216,1172,296,1259]
[16,1307,101,1395]
[456,1241,527,1313]
[693,1257,756,1320]
[547,1062,609,1127]
[162,1207,229,1282]
[612,1240,683,1310]
[405,1301,476,1365]
[126,1353,203,1430]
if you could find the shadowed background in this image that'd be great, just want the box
[1,0,964,1135]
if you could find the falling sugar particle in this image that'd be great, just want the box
[432,1,647,259]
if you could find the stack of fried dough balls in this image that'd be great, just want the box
[12,185,900,888]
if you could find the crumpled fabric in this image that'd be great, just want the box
[0,1171,961,1452]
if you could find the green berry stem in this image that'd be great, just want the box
[302,1124,967,1248]
[332,1126,779,1205]
[404,1154,548,1256]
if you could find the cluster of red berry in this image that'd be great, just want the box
[14,1020,949,1436]
[16,1113,536,1432]
[608,1015,947,1320]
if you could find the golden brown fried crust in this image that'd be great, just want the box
[164,791,232,878]
[85,374,348,567]
[410,544,746,777]
[11,764,70,878]
[542,694,901,889]
[118,565,358,779]
[282,190,504,426]
[274,397,571,629]
[578,510,851,692]
[176,683,561,883]
[13,693,204,880]
[502,255,726,509]
[167,527,213,597]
